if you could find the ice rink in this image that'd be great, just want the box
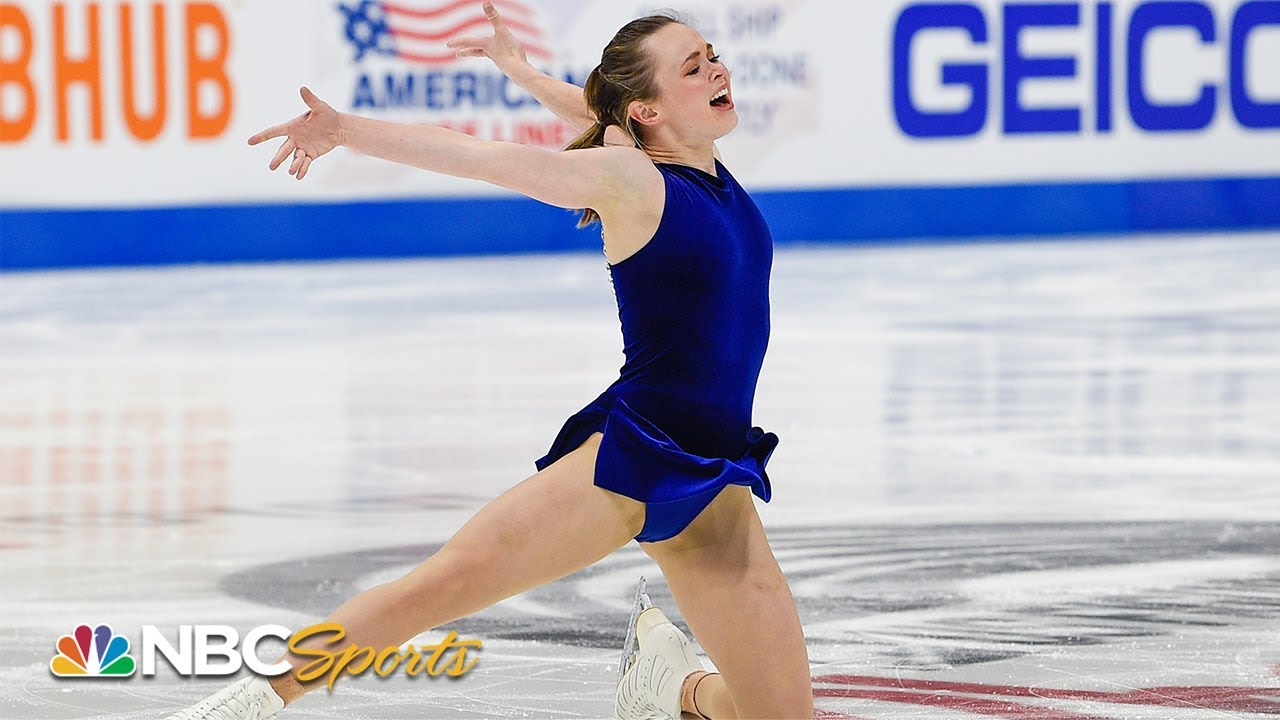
[2,233,1279,719]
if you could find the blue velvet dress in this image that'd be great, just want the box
[534,159,779,543]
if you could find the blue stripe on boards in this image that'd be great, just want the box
[2,176,1277,271]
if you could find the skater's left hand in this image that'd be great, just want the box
[248,86,344,181]
[446,2,529,76]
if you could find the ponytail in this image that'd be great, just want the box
[562,15,682,228]
[565,68,612,150]
[565,120,610,155]
[566,67,623,228]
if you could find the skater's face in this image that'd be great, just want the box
[631,24,738,142]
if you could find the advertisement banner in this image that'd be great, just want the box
[1,0,1278,267]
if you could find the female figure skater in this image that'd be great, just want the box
[169,4,811,718]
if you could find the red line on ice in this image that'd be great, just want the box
[816,675,1280,715]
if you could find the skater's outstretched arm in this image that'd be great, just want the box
[246,87,658,216]
[446,2,600,133]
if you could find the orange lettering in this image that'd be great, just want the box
[53,2,103,142]
[185,2,230,139]
[120,3,166,141]
[0,3,36,143]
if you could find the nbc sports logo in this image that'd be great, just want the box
[46,623,480,686]
[50,624,136,678]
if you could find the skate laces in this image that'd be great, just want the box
[174,681,264,720]
[616,654,669,719]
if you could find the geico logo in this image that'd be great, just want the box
[0,2,233,144]
[892,1,1280,137]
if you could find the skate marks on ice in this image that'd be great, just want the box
[5,235,1280,718]
[221,521,1280,719]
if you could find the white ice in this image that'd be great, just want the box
[2,233,1278,719]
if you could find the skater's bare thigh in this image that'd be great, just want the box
[641,486,813,718]
[292,432,646,660]
[427,432,645,607]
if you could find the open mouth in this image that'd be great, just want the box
[710,87,732,108]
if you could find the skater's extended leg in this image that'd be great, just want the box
[641,485,812,719]
[275,432,642,702]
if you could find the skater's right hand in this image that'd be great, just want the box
[446,2,529,76]
[247,86,343,181]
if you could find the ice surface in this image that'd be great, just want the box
[2,234,1278,719]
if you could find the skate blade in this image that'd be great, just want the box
[617,575,653,679]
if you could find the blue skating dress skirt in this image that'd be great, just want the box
[534,160,779,543]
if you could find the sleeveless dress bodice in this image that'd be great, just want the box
[534,160,780,543]
[603,160,773,459]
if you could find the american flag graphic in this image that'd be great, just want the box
[339,0,553,66]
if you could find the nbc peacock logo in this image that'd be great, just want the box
[50,624,137,678]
